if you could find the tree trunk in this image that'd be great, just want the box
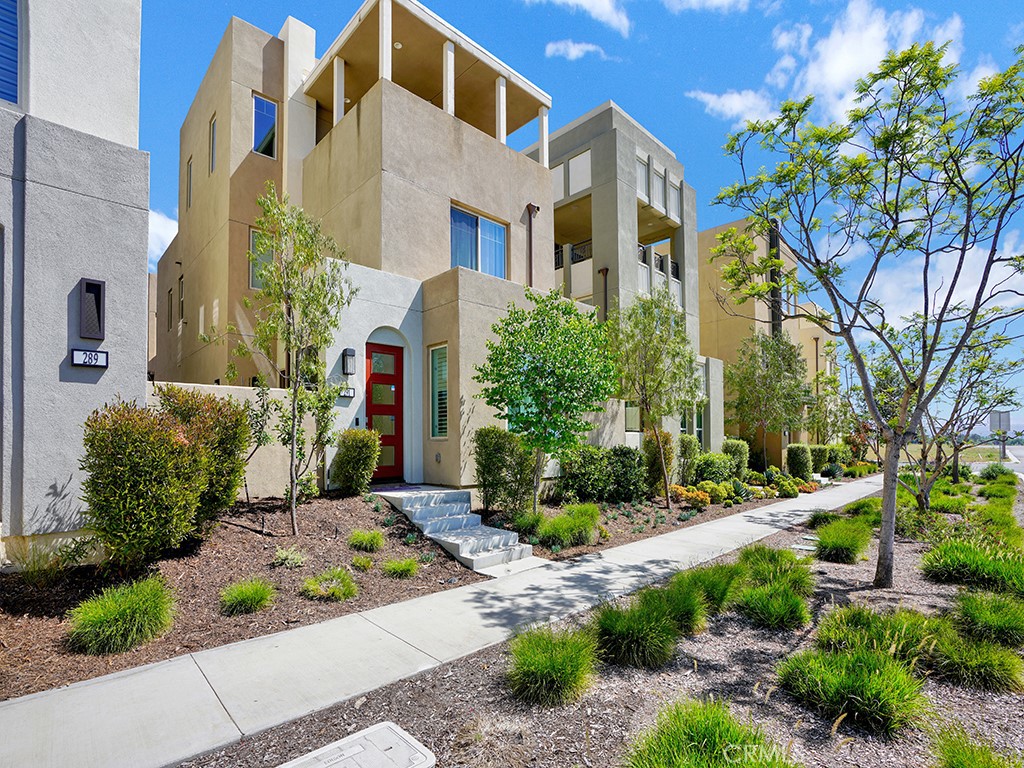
[952,448,961,484]
[655,427,673,514]
[873,437,903,588]
[532,448,545,516]
[289,382,299,536]
[762,428,768,473]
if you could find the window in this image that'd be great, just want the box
[166,289,172,331]
[625,402,641,433]
[636,156,649,199]
[186,157,193,209]
[177,276,184,321]
[209,116,217,173]
[450,207,506,279]
[249,229,273,290]
[669,184,681,219]
[652,171,665,209]
[430,346,448,438]
[0,0,17,104]
[253,95,277,158]
[695,409,704,446]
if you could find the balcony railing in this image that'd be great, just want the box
[554,243,563,270]
[571,240,593,264]
[671,259,680,280]
[637,244,648,264]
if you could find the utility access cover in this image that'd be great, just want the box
[275,722,435,768]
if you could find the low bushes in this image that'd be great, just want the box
[693,452,734,484]
[638,581,707,636]
[643,430,675,498]
[559,444,611,502]
[931,633,1024,692]
[722,438,750,481]
[536,503,600,548]
[736,585,810,629]
[623,698,799,768]
[807,510,840,529]
[67,576,175,654]
[382,558,419,579]
[922,539,1024,596]
[786,444,812,482]
[594,598,679,668]
[473,426,534,514]
[351,555,373,572]
[739,544,815,597]
[816,518,873,564]
[931,723,1024,768]
[670,486,711,510]
[507,626,597,705]
[844,462,878,478]
[271,546,307,569]
[980,462,1015,481]
[607,445,647,503]
[300,567,358,601]
[810,444,830,474]
[696,480,730,505]
[677,433,701,486]
[929,495,968,515]
[846,496,882,526]
[329,428,381,496]
[776,477,800,498]
[347,529,384,552]
[672,564,747,615]
[953,592,1024,647]
[219,577,275,616]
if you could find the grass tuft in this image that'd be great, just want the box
[536,503,600,548]
[845,496,883,526]
[506,626,597,705]
[807,510,841,529]
[637,583,707,636]
[671,563,747,615]
[593,598,679,668]
[271,545,307,569]
[953,591,1024,647]
[219,577,275,616]
[815,604,948,664]
[300,567,358,602]
[736,585,810,630]
[347,529,385,552]
[815,518,874,564]
[738,544,815,597]
[931,723,1024,768]
[67,576,175,655]
[932,633,1024,692]
[382,557,419,579]
[351,555,373,572]
[922,540,1024,596]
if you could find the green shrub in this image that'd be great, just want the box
[954,592,1024,647]
[738,544,815,597]
[536,503,599,548]
[81,401,209,568]
[931,723,1024,768]
[828,443,854,466]
[472,426,534,514]
[932,633,1024,691]
[677,433,702,486]
[736,585,810,630]
[300,567,358,601]
[980,462,1015,481]
[815,604,949,664]
[67,576,175,654]
[777,648,927,735]
[156,385,249,532]
[271,545,307,569]
[507,626,597,706]
[348,529,384,552]
[624,698,799,768]
[786,444,812,481]
[219,577,275,616]
[593,598,679,668]
[922,539,1024,596]
[329,429,381,497]
[930,495,968,515]
[672,564,747,615]
[846,496,883,526]
[643,429,675,498]
[981,484,1016,499]
[807,510,841,529]
[693,452,734,484]
[776,477,800,498]
[638,582,707,636]
[809,445,830,474]
[511,509,544,536]
[351,555,373,572]
[560,444,611,502]
[820,462,844,479]
[696,480,728,504]
[816,518,873,564]
[844,463,875,478]
[607,445,647,503]
[722,438,750,481]
[896,503,948,540]
[382,557,419,579]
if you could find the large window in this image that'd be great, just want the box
[249,229,273,290]
[430,345,448,438]
[253,95,277,158]
[450,207,506,279]
[0,0,17,104]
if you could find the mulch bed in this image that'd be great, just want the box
[0,494,486,702]
[181,495,1023,768]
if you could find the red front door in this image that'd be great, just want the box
[366,343,404,481]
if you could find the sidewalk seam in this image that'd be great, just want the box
[189,654,245,738]
[359,614,446,666]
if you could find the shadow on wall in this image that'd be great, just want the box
[59,284,105,384]
[460,394,476,481]
[30,474,83,535]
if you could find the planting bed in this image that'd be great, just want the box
[0,494,485,701]
[181,495,1024,768]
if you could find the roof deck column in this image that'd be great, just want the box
[495,75,507,144]
[333,57,346,124]
[538,106,549,168]
[443,41,455,115]
[379,0,392,81]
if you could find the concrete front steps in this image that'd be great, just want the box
[377,486,535,572]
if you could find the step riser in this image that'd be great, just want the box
[461,544,534,570]
[419,514,481,535]
[448,531,519,556]
[408,503,472,523]
[394,492,471,509]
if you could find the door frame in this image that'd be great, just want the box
[366,342,404,482]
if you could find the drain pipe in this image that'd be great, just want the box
[599,267,609,321]
[526,203,540,288]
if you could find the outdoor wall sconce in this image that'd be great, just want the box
[342,347,357,376]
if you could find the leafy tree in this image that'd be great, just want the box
[606,284,704,512]
[804,341,851,445]
[712,43,1024,586]
[724,329,811,470]
[473,289,617,514]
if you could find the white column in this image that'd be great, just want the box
[333,57,346,125]
[379,0,392,81]
[442,41,455,115]
[538,106,549,168]
[495,76,507,144]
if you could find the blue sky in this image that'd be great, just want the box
[142,0,1024,427]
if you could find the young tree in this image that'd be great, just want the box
[724,329,811,470]
[805,342,851,445]
[473,289,617,514]
[713,43,1024,586]
[606,284,704,512]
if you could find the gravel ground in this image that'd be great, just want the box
[182,493,1023,768]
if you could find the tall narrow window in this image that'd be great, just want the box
[636,157,649,199]
[668,184,680,219]
[450,207,506,279]
[209,116,217,173]
[624,402,641,433]
[178,276,184,321]
[253,95,277,158]
[430,345,448,438]
[166,289,172,331]
[249,228,273,290]
[186,157,193,209]
[0,0,17,104]
[652,171,665,208]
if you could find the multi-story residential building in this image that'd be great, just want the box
[539,102,725,452]
[0,0,149,559]
[698,217,834,468]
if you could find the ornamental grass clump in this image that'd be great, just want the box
[382,557,419,579]
[219,577,275,616]
[67,576,175,655]
[815,517,873,564]
[593,597,679,668]
[931,723,1024,768]
[736,585,810,630]
[347,529,384,553]
[671,563,747,615]
[506,626,597,706]
[738,544,815,597]
[807,510,841,529]
[271,545,307,569]
[637,582,707,636]
[536,503,600,548]
[953,592,1024,647]
[922,540,1024,596]
[351,555,373,572]
[815,604,948,664]
[300,567,358,602]
[624,698,799,768]
[931,633,1024,692]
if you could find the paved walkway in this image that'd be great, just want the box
[0,475,882,768]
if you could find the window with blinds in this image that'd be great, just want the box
[430,345,448,438]
[0,0,16,105]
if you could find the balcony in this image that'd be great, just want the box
[571,240,593,264]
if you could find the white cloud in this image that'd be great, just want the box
[524,0,630,37]
[772,22,812,56]
[765,53,797,89]
[686,88,777,126]
[545,39,608,61]
[148,209,177,272]
[663,0,749,12]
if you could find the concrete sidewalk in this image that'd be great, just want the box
[0,475,882,768]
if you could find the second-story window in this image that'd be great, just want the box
[253,95,277,158]
[450,207,506,279]
[209,116,217,173]
[249,228,273,290]
[178,275,184,321]
[186,157,193,209]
